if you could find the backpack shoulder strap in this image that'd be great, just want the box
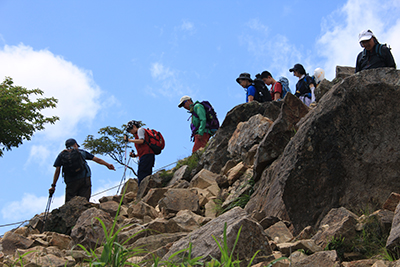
[375,43,383,57]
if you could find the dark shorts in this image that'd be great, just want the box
[65,177,91,203]
[138,154,155,185]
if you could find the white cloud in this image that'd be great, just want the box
[180,20,194,32]
[0,44,105,165]
[150,62,191,98]
[0,44,102,141]
[25,145,51,168]
[1,193,64,221]
[151,62,175,80]
[317,0,400,80]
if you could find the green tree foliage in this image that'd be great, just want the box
[83,121,144,172]
[0,77,59,157]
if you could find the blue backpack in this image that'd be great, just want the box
[272,77,291,99]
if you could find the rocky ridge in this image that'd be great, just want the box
[1,67,400,266]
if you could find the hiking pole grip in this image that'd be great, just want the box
[124,134,129,143]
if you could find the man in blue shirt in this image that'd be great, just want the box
[236,73,257,103]
[49,138,115,203]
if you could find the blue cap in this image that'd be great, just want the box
[65,138,79,148]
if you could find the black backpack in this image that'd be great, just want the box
[253,76,272,102]
[60,149,86,177]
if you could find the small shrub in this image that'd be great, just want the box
[325,235,349,261]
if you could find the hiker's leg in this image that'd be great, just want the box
[192,133,211,153]
[137,154,155,185]
[65,179,81,203]
[77,176,92,201]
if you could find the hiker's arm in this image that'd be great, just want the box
[124,135,144,144]
[273,83,282,101]
[49,167,61,196]
[93,156,116,170]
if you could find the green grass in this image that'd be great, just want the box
[324,209,392,261]
[76,187,147,266]
[219,177,255,214]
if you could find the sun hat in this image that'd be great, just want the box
[178,95,191,108]
[358,29,375,43]
[236,73,253,84]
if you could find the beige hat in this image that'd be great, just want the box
[178,95,191,108]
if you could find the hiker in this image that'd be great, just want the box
[49,138,115,203]
[355,29,396,73]
[236,73,257,103]
[289,63,316,107]
[178,96,217,153]
[260,71,283,101]
[313,68,325,86]
[124,120,156,186]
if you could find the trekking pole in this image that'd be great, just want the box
[42,191,53,232]
[117,136,129,195]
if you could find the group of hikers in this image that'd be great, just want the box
[49,29,397,204]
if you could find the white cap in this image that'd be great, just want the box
[358,30,374,42]
[178,95,191,108]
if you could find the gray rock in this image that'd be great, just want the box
[129,232,187,254]
[383,192,400,212]
[312,207,359,248]
[162,207,272,266]
[227,114,273,160]
[277,239,323,257]
[290,250,339,267]
[387,202,400,250]
[198,101,282,174]
[70,207,115,250]
[99,200,121,217]
[0,232,34,255]
[158,188,200,215]
[127,201,159,219]
[254,93,309,181]
[141,188,168,208]
[167,165,191,186]
[43,196,97,235]
[335,65,355,80]
[247,68,400,235]
[264,221,293,244]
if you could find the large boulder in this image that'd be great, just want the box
[198,101,282,174]
[44,196,97,235]
[0,232,34,255]
[161,207,272,266]
[246,68,400,234]
[227,114,273,160]
[311,207,359,248]
[253,93,309,181]
[70,207,115,250]
[158,188,200,215]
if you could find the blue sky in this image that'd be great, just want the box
[0,0,399,235]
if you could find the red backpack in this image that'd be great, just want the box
[144,128,165,155]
